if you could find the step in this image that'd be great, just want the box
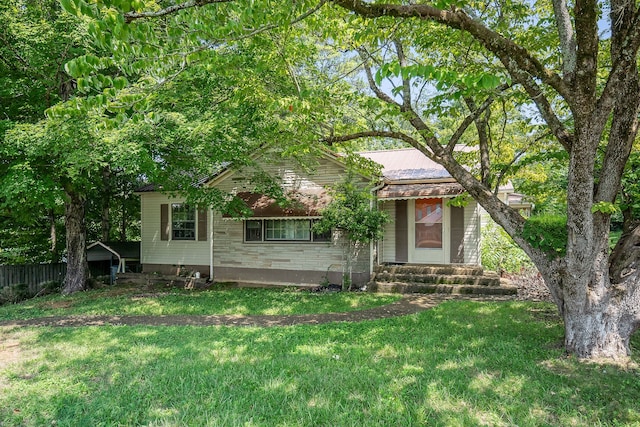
[374,264,486,276]
[373,272,500,287]
[369,281,517,296]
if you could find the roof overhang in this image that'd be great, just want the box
[377,182,465,200]
[223,189,331,218]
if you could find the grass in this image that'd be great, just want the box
[2,291,640,426]
[0,282,400,320]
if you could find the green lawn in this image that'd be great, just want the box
[1,288,640,426]
[0,283,400,320]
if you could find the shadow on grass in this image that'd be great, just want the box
[2,301,640,426]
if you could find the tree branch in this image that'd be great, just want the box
[393,40,412,109]
[573,0,599,106]
[509,67,574,151]
[594,8,640,130]
[551,0,577,80]
[595,69,640,205]
[462,96,492,186]
[124,0,236,23]
[323,130,427,151]
[330,0,572,102]
[356,47,401,108]
[447,89,504,155]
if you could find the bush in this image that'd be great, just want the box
[0,283,31,305]
[0,280,60,305]
[522,215,567,257]
[481,222,534,273]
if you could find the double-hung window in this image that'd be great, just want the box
[172,204,196,240]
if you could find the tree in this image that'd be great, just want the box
[72,0,640,360]
[320,0,640,361]
[0,0,87,265]
[314,171,388,290]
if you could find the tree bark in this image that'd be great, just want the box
[48,209,58,262]
[62,188,89,295]
[120,197,127,241]
[101,166,111,242]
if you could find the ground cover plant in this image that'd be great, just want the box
[0,283,400,320]
[1,293,639,426]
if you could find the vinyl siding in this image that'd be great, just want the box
[380,201,396,263]
[211,154,369,278]
[140,193,210,267]
[464,200,480,264]
[140,152,371,282]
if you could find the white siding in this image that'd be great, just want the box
[464,200,481,264]
[140,193,210,267]
[380,201,396,263]
[140,151,371,281]
[212,153,350,193]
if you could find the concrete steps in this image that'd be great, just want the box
[369,264,516,296]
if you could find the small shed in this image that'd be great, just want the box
[87,241,141,276]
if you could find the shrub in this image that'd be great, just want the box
[0,280,61,305]
[481,222,534,273]
[522,215,567,257]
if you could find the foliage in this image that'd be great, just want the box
[481,222,534,273]
[314,173,388,290]
[0,0,86,121]
[0,0,90,263]
[314,174,388,244]
[2,299,640,425]
[0,281,60,306]
[617,150,640,230]
[522,215,568,258]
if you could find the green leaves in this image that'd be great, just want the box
[522,215,567,257]
[315,173,389,244]
[591,201,619,215]
[374,61,503,93]
[59,0,98,19]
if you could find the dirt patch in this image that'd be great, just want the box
[0,295,514,328]
[0,330,39,393]
[40,300,75,309]
[0,336,23,370]
[508,271,553,302]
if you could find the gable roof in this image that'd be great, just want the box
[358,148,452,182]
[87,241,140,261]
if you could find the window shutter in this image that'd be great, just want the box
[198,208,208,241]
[450,206,465,263]
[395,200,408,263]
[160,204,169,241]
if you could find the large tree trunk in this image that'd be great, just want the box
[62,189,89,295]
[541,226,640,360]
[48,208,58,262]
[101,166,111,242]
[120,196,127,241]
[563,297,637,359]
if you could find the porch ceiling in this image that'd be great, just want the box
[377,182,465,199]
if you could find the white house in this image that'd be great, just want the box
[136,147,527,286]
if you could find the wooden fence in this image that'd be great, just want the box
[0,263,66,292]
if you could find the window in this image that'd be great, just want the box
[311,220,332,242]
[244,219,330,243]
[265,219,311,241]
[172,204,196,240]
[415,198,442,249]
[245,220,262,242]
